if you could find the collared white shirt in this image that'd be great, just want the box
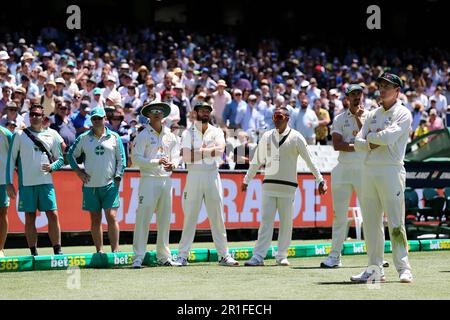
[181,124,225,171]
[331,109,368,164]
[67,127,126,187]
[132,124,180,178]
[355,100,412,167]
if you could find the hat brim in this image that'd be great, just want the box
[140,102,171,118]
[376,76,401,87]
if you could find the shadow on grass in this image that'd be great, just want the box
[317,281,399,285]
[291,266,367,270]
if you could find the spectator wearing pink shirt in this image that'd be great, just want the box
[212,80,231,126]
[427,108,444,133]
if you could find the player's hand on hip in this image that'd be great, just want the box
[241,182,248,192]
[318,181,328,195]
[6,184,16,199]
[77,170,90,184]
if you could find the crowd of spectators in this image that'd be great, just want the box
[0,28,449,168]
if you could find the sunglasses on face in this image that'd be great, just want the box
[91,117,103,121]
[273,113,287,120]
[6,108,17,112]
[111,117,121,121]
[149,110,163,115]
[30,112,43,118]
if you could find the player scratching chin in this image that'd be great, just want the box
[242,107,327,267]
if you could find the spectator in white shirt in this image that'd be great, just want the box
[429,86,448,119]
[292,97,319,145]
[307,78,321,102]
[212,80,231,126]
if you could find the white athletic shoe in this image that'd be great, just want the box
[158,258,182,267]
[219,255,239,266]
[0,250,5,258]
[276,258,290,266]
[399,270,413,283]
[350,269,385,283]
[320,256,342,268]
[244,256,264,266]
[174,256,189,266]
[132,257,143,269]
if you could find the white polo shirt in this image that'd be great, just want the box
[181,124,225,171]
[331,109,368,164]
[355,100,412,167]
[132,124,180,178]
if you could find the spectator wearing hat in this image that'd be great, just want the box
[12,87,29,114]
[91,88,105,109]
[101,75,119,101]
[292,97,319,145]
[61,68,78,96]
[70,101,92,137]
[136,65,149,85]
[172,83,191,128]
[36,71,48,95]
[197,67,217,92]
[54,78,66,97]
[329,88,344,115]
[0,85,12,115]
[223,89,246,129]
[41,81,57,116]
[427,108,444,133]
[0,101,25,131]
[313,98,331,145]
[212,80,231,126]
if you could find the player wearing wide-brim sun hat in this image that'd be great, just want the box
[140,101,171,118]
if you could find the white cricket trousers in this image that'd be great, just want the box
[178,170,229,260]
[329,163,364,258]
[253,194,295,261]
[133,177,172,262]
[360,164,411,273]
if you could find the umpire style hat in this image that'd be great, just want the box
[140,101,171,118]
[345,84,363,96]
[377,73,403,88]
[193,101,213,112]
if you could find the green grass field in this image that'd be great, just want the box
[1,240,450,300]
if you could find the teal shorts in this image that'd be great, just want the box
[0,185,9,208]
[18,184,57,212]
[82,182,120,212]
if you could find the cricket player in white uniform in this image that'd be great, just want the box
[131,102,182,268]
[67,107,126,253]
[320,84,368,268]
[242,107,327,266]
[6,104,65,256]
[175,102,239,267]
[352,73,413,283]
[0,125,13,257]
